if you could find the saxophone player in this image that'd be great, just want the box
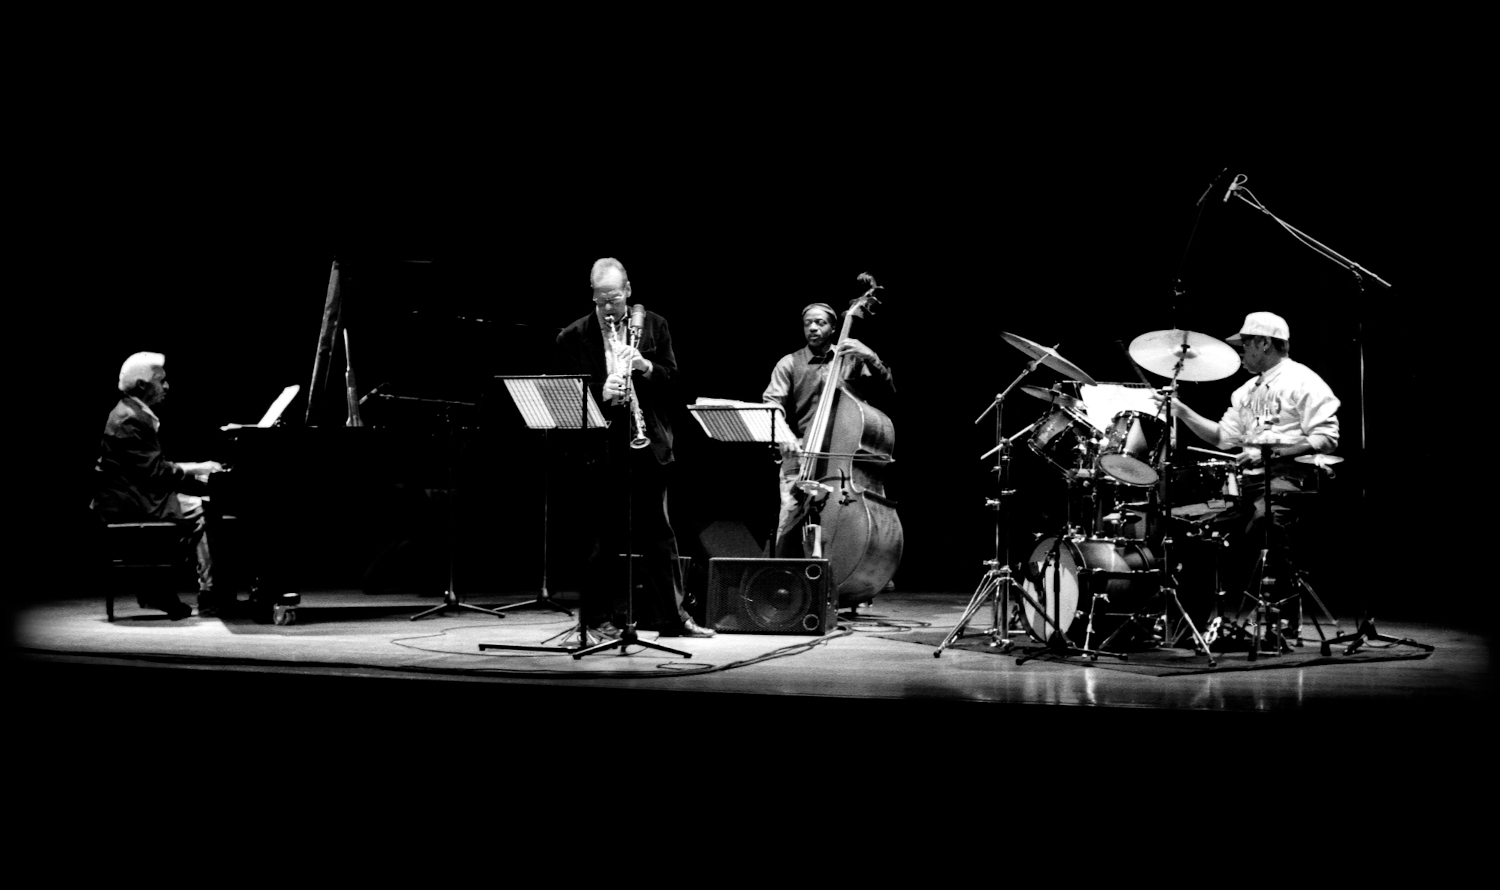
[554,257,715,639]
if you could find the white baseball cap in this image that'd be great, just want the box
[1225,311,1290,343]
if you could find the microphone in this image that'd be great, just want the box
[629,303,646,331]
[358,382,388,405]
[1223,173,1244,203]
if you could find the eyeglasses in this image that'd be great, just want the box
[593,292,627,307]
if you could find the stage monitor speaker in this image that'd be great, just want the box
[706,558,833,636]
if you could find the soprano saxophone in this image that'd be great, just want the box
[606,314,651,450]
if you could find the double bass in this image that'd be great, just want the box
[774,274,903,606]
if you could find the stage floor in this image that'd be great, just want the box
[12,586,1487,711]
[12,586,1494,806]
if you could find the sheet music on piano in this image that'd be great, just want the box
[688,398,798,445]
[220,385,301,431]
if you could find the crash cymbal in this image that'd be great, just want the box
[1001,331,1099,385]
[1129,329,1239,382]
[1020,385,1084,411]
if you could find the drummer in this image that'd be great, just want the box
[1158,312,1340,637]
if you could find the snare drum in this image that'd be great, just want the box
[1028,406,1094,476]
[1098,410,1165,487]
[1169,459,1242,520]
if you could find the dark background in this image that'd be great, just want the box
[32,123,1476,628]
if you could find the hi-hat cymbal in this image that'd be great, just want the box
[1294,454,1344,468]
[1001,332,1099,385]
[1129,329,1239,382]
[1020,385,1084,411]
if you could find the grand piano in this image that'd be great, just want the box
[207,259,554,624]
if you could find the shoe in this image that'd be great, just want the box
[588,622,622,640]
[661,617,716,638]
[162,599,193,620]
[196,591,229,618]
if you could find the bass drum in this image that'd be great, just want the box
[1020,536,1158,648]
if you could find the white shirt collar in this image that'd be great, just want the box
[128,395,160,430]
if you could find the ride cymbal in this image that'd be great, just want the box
[1001,331,1099,385]
[1128,329,1239,382]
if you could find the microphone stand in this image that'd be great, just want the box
[1227,181,1432,656]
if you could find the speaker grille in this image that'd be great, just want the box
[706,558,832,635]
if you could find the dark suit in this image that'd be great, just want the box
[91,396,213,592]
[555,309,688,630]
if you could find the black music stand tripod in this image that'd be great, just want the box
[571,432,690,661]
[479,376,616,654]
[407,395,505,621]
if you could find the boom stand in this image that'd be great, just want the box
[936,359,1067,657]
[1227,177,1431,657]
[409,397,505,621]
[479,376,614,653]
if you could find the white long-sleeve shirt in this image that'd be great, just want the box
[1217,357,1340,454]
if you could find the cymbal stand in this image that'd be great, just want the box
[1149,338,1216,663]
[936,358,1065,657]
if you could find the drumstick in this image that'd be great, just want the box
[1187,445,1237,460]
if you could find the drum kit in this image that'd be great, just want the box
[938,326,1334,664]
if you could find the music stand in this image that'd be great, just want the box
[687,399,798,451]
[478,375,615,653]
[406,395,506,621]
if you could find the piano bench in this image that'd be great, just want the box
[103,521,182,622]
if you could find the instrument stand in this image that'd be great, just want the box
[936,364,1064,657]
[479,376,608,653]
[1321,613,1434,657]
[1224,181,1431,658]
[495,429,573,618]
[1148,340,1217,663]
[573,445,690,660]
[410,397,504,621]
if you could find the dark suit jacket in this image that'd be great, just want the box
[555,309,679,466]
[90,397,207,521]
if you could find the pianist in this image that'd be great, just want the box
[91,352,227,619]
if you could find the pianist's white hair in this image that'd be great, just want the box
[589,257,629,289]
[118,351,165,392]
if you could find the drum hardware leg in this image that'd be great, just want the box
[935,563,1027,657]
[1156,534,1217,665]
[1016,563,1127,665]
[1321,613,1434,658]
[1160,582,1217,667]
[1288,569,1339,647]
